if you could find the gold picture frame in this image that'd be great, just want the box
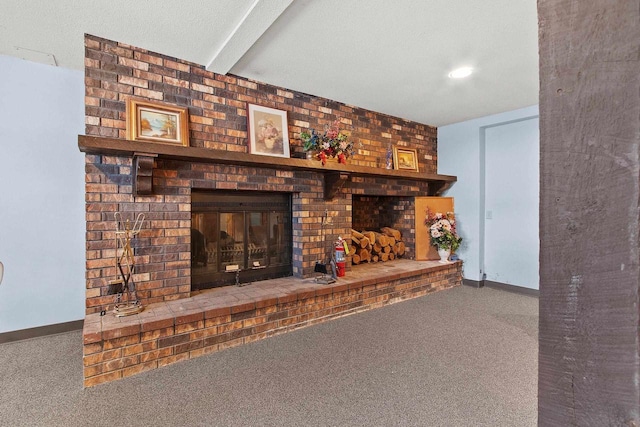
[126,98,189,146]
[246,103,291,158]
[393,147,419,172]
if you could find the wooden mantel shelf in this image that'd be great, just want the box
[78,136,457,197]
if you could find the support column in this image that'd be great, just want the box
[538,1,640,425]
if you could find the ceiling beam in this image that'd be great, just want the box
[206,0,293,75]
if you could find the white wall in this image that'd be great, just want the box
[0,55,85,332]
[484,118,539,289]
[438,105,539,287]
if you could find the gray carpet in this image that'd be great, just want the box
[0,286,538,427]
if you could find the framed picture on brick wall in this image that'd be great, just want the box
[247,103,290,158]
[126,98,189,146]
[393,147,419,172]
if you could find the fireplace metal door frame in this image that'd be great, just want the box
[191,191,292,290]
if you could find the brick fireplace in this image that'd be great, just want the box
[82,140,448,312]
[80,35,461,386]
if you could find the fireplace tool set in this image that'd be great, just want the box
[110,212,145,317]
[315,209,337,284]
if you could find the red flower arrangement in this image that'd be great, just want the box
[300,120,357,165]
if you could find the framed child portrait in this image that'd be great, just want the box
[246,103,290,158]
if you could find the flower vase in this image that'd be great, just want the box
[305,151,315,160]
[437,248,451,263]
[385,144,393,169]
[338,153,346,164]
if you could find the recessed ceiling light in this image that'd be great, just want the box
[448,67,473,79]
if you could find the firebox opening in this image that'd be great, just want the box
[191,190,292,290]
[351,195,415,262]
[352,195,413,233]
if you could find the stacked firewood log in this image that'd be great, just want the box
[350,227,405,264]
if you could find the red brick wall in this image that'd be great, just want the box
[84,34,438,170]
[83,34,439,314]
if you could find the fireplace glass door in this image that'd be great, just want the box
[191,191,292,289]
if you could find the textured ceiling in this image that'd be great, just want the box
[0,0,539,126]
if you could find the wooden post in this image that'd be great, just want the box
[538,0,640,424]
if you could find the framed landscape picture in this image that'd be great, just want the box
[247,103,290,158]
[393,147,419,172]
[126,98,189,146]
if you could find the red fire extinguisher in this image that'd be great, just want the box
[335,237,346,277]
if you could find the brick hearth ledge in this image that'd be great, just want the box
[82,260,462,387]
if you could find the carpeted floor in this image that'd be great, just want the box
[0,285,538,427]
